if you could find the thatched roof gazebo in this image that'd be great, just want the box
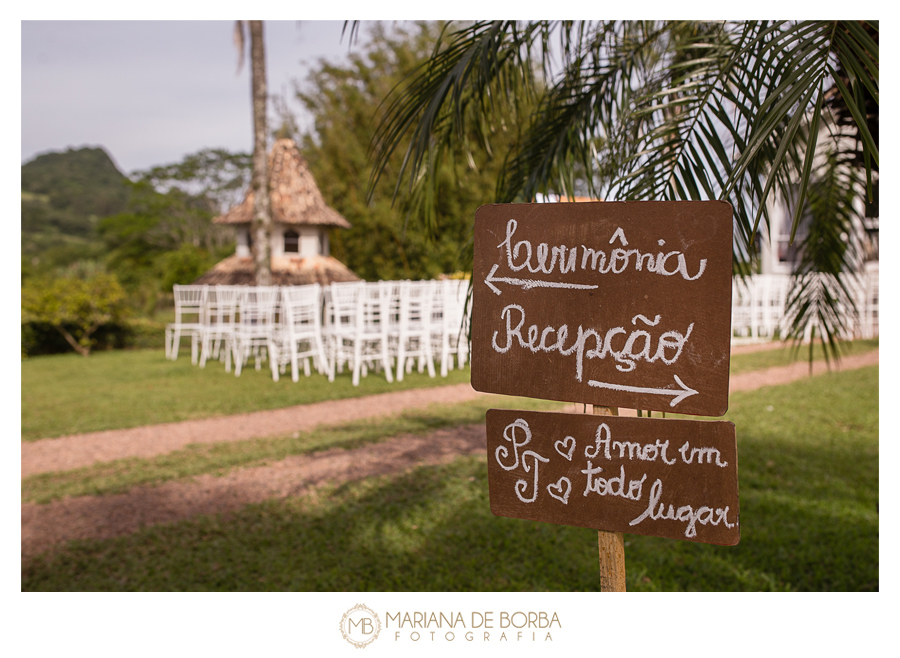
[194,138,359,286]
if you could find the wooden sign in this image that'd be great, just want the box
[472,201,733,417]
[486,409,740,545]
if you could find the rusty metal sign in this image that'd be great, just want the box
[486,409,740,545]
[471,201,733,417]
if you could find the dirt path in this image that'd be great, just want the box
[21,350,877,558]
[21,383,483,477]
[22,424,487,558]
[21,348,879,477]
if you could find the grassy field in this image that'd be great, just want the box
[22,365,878,591]
[728,338,878,375]
[21,348,471,440]
[20,338,878,440]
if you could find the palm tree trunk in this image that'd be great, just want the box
[249,20,272,286]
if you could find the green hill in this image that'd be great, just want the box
[22,147,130,270]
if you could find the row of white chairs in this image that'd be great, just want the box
[732,271,879,341]
[165,280,471,386]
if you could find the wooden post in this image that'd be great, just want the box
[593,405,627,591]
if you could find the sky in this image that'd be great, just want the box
[21,20,365,174]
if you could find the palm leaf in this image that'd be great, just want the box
[783,150,863,364]
[368,20,878,360]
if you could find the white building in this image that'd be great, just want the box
[196,138,359,286]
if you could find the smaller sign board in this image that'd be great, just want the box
[486,409,740,545]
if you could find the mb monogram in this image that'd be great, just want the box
[339,604,382,648]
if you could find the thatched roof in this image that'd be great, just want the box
[193,255,361,287]
[213,138,351,229]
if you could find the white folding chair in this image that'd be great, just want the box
[325,281,394,386]
[281,284,328,381]
[430,279,470,376]
[455,278,471,367]
[764,275,790,339]
[358,281,395,384]
[232,286,280,379]
[166,284,207,363]
[731,277,753,339]
[392,280,436,381]
[199,285,239,371]
[863,272,879,339]
[324,281,361,383]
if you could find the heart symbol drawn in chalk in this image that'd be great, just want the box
[547,477,572,505]
[554,436,576,461]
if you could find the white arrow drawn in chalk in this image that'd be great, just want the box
[587,375,699,407]
[484,264,599,296]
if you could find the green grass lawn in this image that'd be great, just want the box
[20,338,877,441]
[21,348,472,440]
[22,365,878,591]
[729,338,878,375]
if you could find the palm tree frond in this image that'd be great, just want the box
[367,20,879,361]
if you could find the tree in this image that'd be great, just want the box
[234,20,273,285]
[22,270,127,357]
[295,22,528,280]
[98,150,248,309]
[369,21,878,357]
[98,188,224,313]
[136,148,252,215]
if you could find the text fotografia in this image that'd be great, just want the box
[386,611,560,642]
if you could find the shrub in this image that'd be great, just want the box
[21,272,128,356]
